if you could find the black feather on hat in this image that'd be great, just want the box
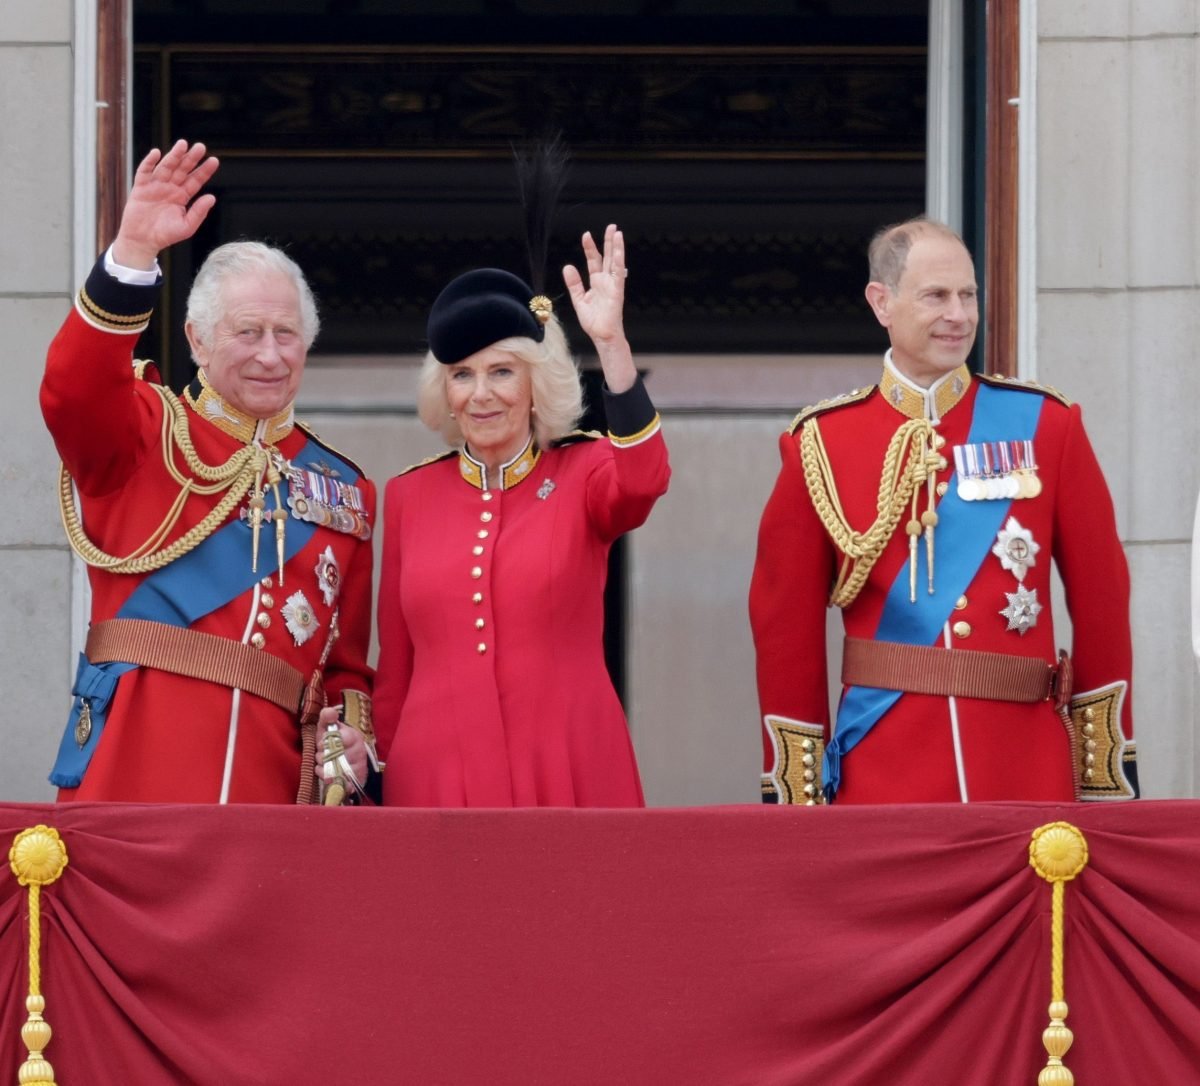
[426,137,568,365]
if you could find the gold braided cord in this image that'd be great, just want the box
[800,415,936,608]
[58,383,266,575]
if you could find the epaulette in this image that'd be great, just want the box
[976,373,1071,407]
[132,359,163,385]
[393,450,457,478]
[552,429,603,447]
[786,385,877,434]
[295,419,371,478]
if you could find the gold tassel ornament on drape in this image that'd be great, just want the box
[9,825,69,1086]
[1028,821,1089,1086]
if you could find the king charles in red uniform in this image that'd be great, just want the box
[750,217,1137,805]
[41,141,376,804]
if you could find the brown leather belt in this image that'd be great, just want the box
[841,636,1071,707]
[86,618,306,712]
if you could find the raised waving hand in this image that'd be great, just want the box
[563,224,636,394]
[112,140,220,270]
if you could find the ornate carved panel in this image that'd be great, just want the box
[132,44,926,374]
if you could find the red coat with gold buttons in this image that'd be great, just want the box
[40,263,375,804]
[374,389,669,807]
[749,362,1135,804]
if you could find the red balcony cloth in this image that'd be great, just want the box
[1,801,1196,1084]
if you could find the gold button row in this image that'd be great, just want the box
[250,576,278,650]
[473,496,493,651]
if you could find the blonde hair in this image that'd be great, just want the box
[417,314,584,448]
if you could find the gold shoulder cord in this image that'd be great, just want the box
[59,383,268,574]
[800,414,940,608]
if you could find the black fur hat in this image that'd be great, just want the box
[426,268,550,365]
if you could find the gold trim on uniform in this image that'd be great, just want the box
[787,386,875,434]
[76,286,154,334]
[341,689,375,746]
[762,715,826,805]
[458,434,542,491]
[396,451,457,478]
[879,363,972,421]
[186,371,294,444]
[976,372,1072,407]
[609,414,662,448]
[1071,681,1135,799]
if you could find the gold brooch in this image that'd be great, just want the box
[529,295,553,324]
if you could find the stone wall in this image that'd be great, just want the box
[1036,1,1200,797]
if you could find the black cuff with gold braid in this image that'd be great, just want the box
[76,256,160,335]
[603,375,660,446]
[1071,682,1138,800]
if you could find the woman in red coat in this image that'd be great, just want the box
[374,225,670,806]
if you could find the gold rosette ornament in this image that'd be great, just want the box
[1028,822,1089,1086]
[9,825,69,1086]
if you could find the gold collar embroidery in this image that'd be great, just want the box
[878,354,971,422]
[185,371,294,445]
[458,434,541,491]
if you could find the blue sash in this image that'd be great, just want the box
[51,435,360,787]
[822,383,1044,799]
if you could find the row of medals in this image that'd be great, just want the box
[953,441,1042,502]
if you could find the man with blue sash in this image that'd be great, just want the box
[750,217,1137,805]
[41,141,377,804]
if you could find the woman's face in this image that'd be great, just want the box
[445,346,534,467]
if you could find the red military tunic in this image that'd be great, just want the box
[41,259,375,804]
[750,357,1136,804]
[374,380,669,807]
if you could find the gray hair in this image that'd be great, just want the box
[185,240,320,354]
[417,314,584,448]
[867,216,969,291]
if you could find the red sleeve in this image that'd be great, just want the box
[322,476,377,708]
[584,429,670,542]
[41,310,160,497]
[372,476,415,761]
[748,431,837,770]
[1051,404,1134,741]
[40,265,160,497]
[585,377,670,540]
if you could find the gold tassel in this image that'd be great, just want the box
[905,480,921,603]
[9,825,69,1086]
[1029,822,1089,1085]
[248,488,265,574]
[922,470,938,595]
[266,460,287,585]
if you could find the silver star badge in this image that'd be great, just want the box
[282,589,321,646]
[314,546,341,606]
[992,516,1040,581]
[537,478,556,501]
[1000,584,1042,636]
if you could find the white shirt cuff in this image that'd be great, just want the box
[103,245,162,286]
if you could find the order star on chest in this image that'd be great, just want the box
[992,516,1039,581]
[1000,584,1042,635]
